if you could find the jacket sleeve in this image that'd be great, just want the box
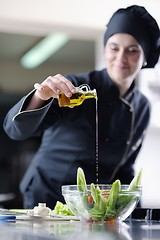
[3,90,59,140]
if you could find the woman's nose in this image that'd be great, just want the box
[117,49,127,62]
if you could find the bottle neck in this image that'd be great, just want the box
[84,91,97,100]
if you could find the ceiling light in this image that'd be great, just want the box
[20,33,69,69]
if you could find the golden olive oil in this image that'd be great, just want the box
[58,90,97,107]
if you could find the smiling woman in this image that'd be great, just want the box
[105,33,145,97]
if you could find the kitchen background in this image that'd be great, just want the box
[0,0,160,209]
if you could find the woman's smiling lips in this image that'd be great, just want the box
[114,64,129,70]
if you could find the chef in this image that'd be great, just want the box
[3,5,160,209]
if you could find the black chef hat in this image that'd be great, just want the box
[104,5,160,68]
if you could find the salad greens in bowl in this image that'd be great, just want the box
[61,167,142,222]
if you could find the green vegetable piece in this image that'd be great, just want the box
[116,194,134,215]
[77,167,87,193]
[127,168,142,192]
[105,180,121,219]
[52,201,74,216]
[115,169,142,216]
[76,167,90,210]
[89,183,106,220]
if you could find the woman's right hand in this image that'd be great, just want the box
[34,74,76,101]
[25,74,76,110]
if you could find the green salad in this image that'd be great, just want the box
[53,168,142,221]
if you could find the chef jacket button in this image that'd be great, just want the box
[105,138,110,142]
[129,108,133,112]
[126,140,130,145]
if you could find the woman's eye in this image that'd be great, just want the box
[128,48,139,53]
[110,46,117,51]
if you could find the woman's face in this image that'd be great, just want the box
[104,33,145,89]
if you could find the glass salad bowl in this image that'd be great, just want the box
[62,183,142,222]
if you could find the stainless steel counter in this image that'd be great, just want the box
[0,218,160,240]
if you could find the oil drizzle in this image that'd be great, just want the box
[95,99,99,184]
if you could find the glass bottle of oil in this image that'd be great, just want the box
[58,84,97,107]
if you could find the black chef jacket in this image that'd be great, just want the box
[3,69,151,209]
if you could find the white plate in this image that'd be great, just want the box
[15,215,80,221]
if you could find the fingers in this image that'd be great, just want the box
[34,83,44,91]
[34,74,76,101]
[55,74,76,95]
[34,83,54,100]
[44,74,76,97]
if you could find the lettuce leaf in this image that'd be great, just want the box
[52,201,74,216]
[88,183,106,220]
[115,169,142,215]
[105,180,121,219]
[77,167,91,210]
[127,168,142,191]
